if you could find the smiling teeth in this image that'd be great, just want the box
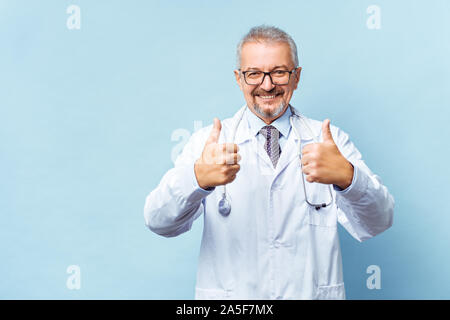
[260,95,275,99]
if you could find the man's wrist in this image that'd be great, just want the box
[194,160,212,190]
[336,161,354,190]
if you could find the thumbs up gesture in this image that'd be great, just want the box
[194,118,241,189]
[301,119,354,190]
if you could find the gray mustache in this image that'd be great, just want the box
[253,90,284,96]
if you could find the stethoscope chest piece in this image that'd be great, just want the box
[218,195,231,216]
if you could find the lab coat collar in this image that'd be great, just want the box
[233,105,252,145]
[289,105,316,141]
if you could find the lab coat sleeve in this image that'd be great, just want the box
[332,126,394,242]
[143,128,213,237]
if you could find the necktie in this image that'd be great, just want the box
[259,125,281,168]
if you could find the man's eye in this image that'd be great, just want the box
[272,70,287,76]
[247,72,262,78]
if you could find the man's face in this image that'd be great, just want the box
[234,41,302,123]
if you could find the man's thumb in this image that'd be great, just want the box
[322,119,334,143]
[206,118,222,145]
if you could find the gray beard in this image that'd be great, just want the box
[253,101,286,119]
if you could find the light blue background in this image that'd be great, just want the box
[1,0,449,299]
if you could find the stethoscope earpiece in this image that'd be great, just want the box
[315,203,327,210]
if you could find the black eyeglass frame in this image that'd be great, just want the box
[239,68,297,86]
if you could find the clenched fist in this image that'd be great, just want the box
[194,118,241,189]
[301,119,354,190]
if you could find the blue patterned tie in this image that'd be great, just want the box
[259,125,282,168]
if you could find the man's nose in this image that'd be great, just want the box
[260,73,275,91]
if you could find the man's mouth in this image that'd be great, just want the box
[255,92,283,101]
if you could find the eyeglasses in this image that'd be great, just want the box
[240,69,296,85]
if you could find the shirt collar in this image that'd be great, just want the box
[232,105,315,145]
[246,105,292,138]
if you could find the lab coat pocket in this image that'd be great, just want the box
[317,283,345,300]
[308,203,337,227]
[298,161,337,227]
[195,287,233,300]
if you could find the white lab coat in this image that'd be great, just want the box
[144,105,394,300]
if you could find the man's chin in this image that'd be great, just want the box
[253,102,286,119]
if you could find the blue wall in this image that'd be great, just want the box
[1,0,449,299]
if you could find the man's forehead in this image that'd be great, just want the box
[240,41,294,70]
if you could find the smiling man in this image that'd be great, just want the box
[234,36,298,124]
[144,25,394,300]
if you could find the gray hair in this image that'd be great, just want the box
[236,25,299,69]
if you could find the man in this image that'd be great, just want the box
[144,25,394,299]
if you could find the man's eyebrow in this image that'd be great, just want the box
[243,65,291,71]
[272,65,290,70]
[242,67,261,71]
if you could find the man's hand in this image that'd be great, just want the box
[301,119,354,190]
[194,118,241,189]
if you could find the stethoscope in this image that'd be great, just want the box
[218,105,333,216]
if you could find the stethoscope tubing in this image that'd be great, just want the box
[290,106,334,210]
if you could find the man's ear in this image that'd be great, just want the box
[234,70,243,91]
[293,67,302,90]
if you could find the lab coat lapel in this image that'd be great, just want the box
[274,107,317,176]
[233,106,252,146]
[233,106,275,169]
[274,133,297,175]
